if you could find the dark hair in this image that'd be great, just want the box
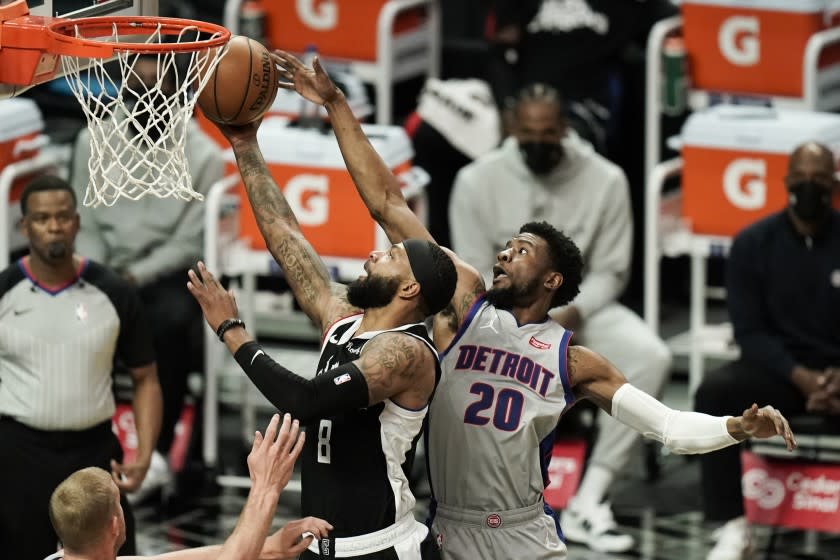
[21,175,77,215]
[520,221,582,308]
[404,239,457,316]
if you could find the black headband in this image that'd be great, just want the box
[403,238,451,315]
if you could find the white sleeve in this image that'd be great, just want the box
[611,383,740,455]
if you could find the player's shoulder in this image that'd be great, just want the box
[0,260,26,298]
[80,260,136,297]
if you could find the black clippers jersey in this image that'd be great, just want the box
[302,314,440,538]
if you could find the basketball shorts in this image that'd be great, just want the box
[430,501,567,560]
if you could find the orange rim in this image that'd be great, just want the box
[46,16,231,58]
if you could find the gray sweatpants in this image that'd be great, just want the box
[431,502,567,560]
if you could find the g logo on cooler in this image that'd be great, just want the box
[723,158,767,210]
[743,468,785,510]
[297,0,338,30]
[719,16,760,66]
[284,174,329,226]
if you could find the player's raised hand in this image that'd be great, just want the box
[261,517,334,559]
[248,413,306,493]
[739,404,797,451]
[187,261,238,333]
[272,50,341,105]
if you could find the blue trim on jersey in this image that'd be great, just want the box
[545,501,565,542]
[538,430,557,488]
[439,294,486,360]
[18,257,89,296]
[539,432,565,541]
[388,398,428,413]
[557,329,575,407]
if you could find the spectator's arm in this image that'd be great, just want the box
[727,233,798,380]
[569,170,633,320]
[126,148,224,284]
[448,166,497,286]
[69,129,108,262]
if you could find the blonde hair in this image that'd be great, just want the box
[49,467,118,553]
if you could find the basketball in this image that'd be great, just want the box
[197,35,278,126]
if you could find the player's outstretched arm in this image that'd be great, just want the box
[272,50,430,245]
[120,415,326,560]
[211,122,356,331]
[569,345,797,454]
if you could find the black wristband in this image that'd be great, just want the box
[216,318,245,341]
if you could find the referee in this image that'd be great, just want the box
[0,176,162,560]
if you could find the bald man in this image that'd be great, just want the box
[696,141,840,560]
[45,414,332,560]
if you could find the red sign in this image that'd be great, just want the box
[742,451,840,532]
[543,440,587,510]
[112,403,195,473]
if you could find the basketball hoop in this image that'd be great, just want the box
[45,17,230,206]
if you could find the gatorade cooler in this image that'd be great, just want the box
[680,105,840,237]
[681,0,840,97]
[227,118,420,258]
[0,97,44,190]
[0,98,46,255]
[263,0,427,62]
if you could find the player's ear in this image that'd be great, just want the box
[544,271,563,291]
[400,279,421,301]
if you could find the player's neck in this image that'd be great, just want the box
[25,254,80,287]
[509,303,551,326]
[358,305,423,335]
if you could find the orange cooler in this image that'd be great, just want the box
[681,0,840,97]
[681,105,840,237]
[0,98,44,192]
[263,0,426,61]
[227,119,414,257]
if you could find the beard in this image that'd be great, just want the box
[45,241,69,260]
[346,274,401,310]
[485,277,539,310]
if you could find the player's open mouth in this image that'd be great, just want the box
[492,266,507,281]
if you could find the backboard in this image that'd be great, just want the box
[25,0,156,18]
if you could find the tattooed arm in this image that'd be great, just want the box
[431,248,487,352]
[272,50,431,245]
[227,134,357,331]
[355,332,437,409]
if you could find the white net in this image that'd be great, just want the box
[60,23,227,207]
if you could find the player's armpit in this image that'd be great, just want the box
[444,249,486,326]
[356,332,435,408]
[566,344,628,413]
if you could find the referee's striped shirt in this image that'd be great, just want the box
[0,257,154,431]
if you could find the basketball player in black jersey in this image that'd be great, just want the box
[187,122,457,558]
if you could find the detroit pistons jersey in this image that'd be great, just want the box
[427,296,575,511]
[302,314,440,537]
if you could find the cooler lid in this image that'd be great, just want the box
[0,98,44,142]
[682,0,832,14]
[681,105,840,154]
[227,118,414,167]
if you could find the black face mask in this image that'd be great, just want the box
[788,180,833,224]
[519,141,564,176]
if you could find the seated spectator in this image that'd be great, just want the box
[448,82,672,553]
[70,54,224,501]
[488,0,677,152]
[696,141,840,560]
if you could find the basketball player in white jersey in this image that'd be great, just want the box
[190,112,457,557]
[273,50,798,559]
